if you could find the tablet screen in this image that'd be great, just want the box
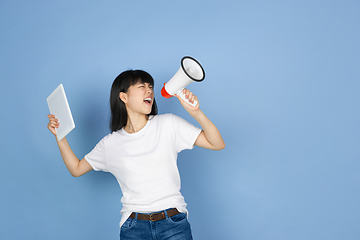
[47,84,75,141]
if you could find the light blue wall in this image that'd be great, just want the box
[1,0,359,239]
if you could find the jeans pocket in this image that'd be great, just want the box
[121,217,137,230]
[167,212,188,224]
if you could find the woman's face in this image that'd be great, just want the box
[121,81,154,115]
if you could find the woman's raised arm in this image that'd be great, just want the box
[47,114,93,177]
[175,90,225,151]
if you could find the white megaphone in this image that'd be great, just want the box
[161,56,205,107]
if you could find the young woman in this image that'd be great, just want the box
[47,70,225,240]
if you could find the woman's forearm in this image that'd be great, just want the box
[56,137,83,177]
[191,109,225,150]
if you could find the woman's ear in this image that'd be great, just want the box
[119,92,127,103]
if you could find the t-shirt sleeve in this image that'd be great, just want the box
[84,136,109,172]
[171,114,202,153]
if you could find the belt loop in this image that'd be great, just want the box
[164,209,169,219]
[135,212,138,220]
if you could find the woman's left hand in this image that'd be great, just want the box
[175,89,200,114]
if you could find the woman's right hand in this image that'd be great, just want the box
[47,114,59,136]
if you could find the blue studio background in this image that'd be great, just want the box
[1,0,359,239]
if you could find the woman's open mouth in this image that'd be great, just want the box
[144,97,152,105]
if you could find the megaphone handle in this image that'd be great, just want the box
[177,89,198,107]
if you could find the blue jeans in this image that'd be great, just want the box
[120,209,193,240]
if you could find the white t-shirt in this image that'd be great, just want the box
[84,113,202,227]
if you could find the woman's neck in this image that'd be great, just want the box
[124,113,148,134]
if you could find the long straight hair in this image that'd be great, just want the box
[109,70,158,132]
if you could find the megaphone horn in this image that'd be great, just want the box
[161,56,205,107]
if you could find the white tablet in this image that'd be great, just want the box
[47,84,75,141]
